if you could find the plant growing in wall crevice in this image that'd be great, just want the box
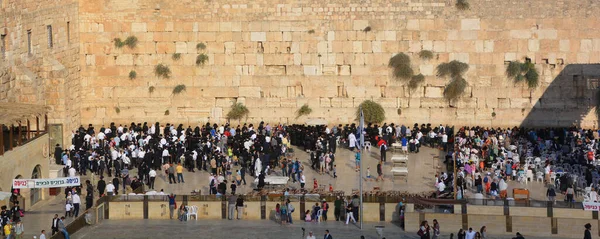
[227,103,250,121]
[114,38,125,48]
[363,26,372,32]
[172,84,186,95]
[388,53,413,81]
[295,104,312,119]
[196,54,209,66]
[307,29,315,34]
[164,110,170,116]
[172,53,181,61]
[456,0,470,10]
[196,43,207,51]
[418,50,434,60]
[148,86,155,94]
[128,70,137,80]
[408,74,425,91]
[356,100,385,124]
[154,64,171,79]
[124,36,138,49]
[437,60,469,101]
[506,60,539,89]
[114,107,120,114]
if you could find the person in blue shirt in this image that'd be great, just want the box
[401,136,408,154]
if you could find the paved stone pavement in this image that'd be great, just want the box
[149,146,444,196]
[72,219,570,239]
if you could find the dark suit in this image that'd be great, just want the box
[324,234,333,239]
[51,217,59,235]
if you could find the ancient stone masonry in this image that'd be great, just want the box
[0,0,80,145]
[3,0,600,139]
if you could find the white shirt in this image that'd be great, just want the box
[97,132,105,140]
[72,194,81,204]
[300,175,306,183]
[306,235,316,239]
[465,230,476,239]
[40,234,47,239]
[68,167,76,177]
[66,159,72,168]
[106,184,115,192]
[149,170,157,177]
[436,182,446,192]
[117,126,124,133]
[442,134,448,143]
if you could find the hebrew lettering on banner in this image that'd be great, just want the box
[12,177,81,189]
[583,202,600,211]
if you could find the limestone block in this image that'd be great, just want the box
[406,19,419,30]
[510,30,532,39]
[352,41,363,53]
[115,54,133,66]
[304,65,319,76]
[510,98,531,108]
[85,55,96,66]
[484,40,494,52]
[317,41,328,53]
[450,53,469,63]
[555,40,570,52]
[581,39,593,52]
[594,39,600,51]
[433,41,446,52]
[456,98,478,108]
[371,41,382,53]
[338,65,351,76]
[528,40,540,52]
[461,19,480,30]
[459,31,478,40]
[384,31,396,41]
[251,32,266,42]
[420,98,447,108]
[420,20,435,31]
[409,41,421,52]
[497,98,510,108]
[353,20,369,31]
[420,65,434,76]
[320,98,331,107]
[504,53,517,61]
[175,42,187,54]
[425,86,443,98]
[239,87,261,98]
[536,29,557,39]
[131,22,147,32]
[224,42,236,54]
[327,31,335,41]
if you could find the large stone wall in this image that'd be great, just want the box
[1,0,597,132]
[0,0,81,145]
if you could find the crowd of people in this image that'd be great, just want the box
[452,126,600,202]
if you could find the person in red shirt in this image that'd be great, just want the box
[313,178,318,190]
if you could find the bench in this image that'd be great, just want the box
[391,167,408,176]
[391,155,408,163]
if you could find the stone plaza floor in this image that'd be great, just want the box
[21,144,570,239]
[71,219,571,239]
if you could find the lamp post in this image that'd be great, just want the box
[359,107,364,230]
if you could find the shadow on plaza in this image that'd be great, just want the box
[520,64,600,128]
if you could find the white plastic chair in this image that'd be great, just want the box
[364,142,372,151]
[316,209,323,222]
[187,205,198,220]
[536,172,544,182]
[526,170,534,183]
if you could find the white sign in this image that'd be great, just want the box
[583,202,600,211]
[12,177,81,189]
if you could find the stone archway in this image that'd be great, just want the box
[30,165,42,205]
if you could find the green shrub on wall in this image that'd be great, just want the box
[408,74,425,91]
[154,64,171,79]
[418,50,434,60]
[356,100,385,124]
[437,60,470,101]
[388,53,413,81]
[172,84,186,94]
[128,70,137,80]
[456,0,470,10]
[196,54,209,66]
[227,103,250,121]
[172,53,181,61]
[506,60,539,89]
[295,104,312,119]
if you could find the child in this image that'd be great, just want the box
[366,167,372,180]
[333,165,337,178]
[313,178,319,190]
[65,202,73,218]
[329,184,333,192]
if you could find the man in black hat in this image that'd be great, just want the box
[54,144,63,165]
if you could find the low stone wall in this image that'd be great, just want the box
[106,196,401,222]
[405,203,600,238]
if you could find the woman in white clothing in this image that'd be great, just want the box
[345,203,356,224]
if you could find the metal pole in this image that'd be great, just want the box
[359,107,364,230]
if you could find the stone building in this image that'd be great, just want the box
[0,0,600,203]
